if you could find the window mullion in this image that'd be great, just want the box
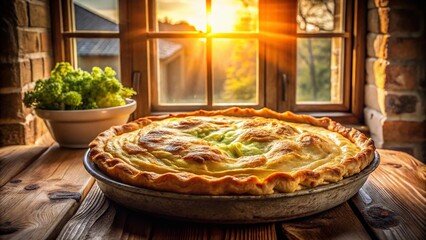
[206,0,212,108]
[62,0,75,66]
[297,32,351,38]
[206,37,213,109]
[62,31,120,38]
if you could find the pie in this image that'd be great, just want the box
[89,107,375,195]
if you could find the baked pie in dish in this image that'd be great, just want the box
[89,107,375,195]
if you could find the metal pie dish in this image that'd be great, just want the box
[83,150,380,223]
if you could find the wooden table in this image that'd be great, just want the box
[0,140,425,239]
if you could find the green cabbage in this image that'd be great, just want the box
[23,62,136,110]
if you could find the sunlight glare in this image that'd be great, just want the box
[156,0,257,33]
[209,3,237,32]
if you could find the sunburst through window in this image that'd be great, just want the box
[154,0,260,108]
[57,0,364,122]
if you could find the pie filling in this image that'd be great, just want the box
[104,116,359,180]
[89,108,375,195]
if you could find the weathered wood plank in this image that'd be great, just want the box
[149,220,276,240]
[60,182,278,240]
[150,222,210,240]
[58,182,152,240]
[55,149,426,240]
[0,144,93,240]
[57,183,110,240]
[351,149,426,240]
[280,202,371,240]
[121,213,277,240]
[0,145,49,187]
[221,224,277,240]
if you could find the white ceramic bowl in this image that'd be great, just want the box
[35,99,136,148]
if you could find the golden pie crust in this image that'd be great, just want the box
[89,107,375,195]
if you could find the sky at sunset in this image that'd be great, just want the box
[75,0,255,32]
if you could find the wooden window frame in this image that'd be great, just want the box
[274,0,366,124]
[51,0,366,124]
[146,1,265,113]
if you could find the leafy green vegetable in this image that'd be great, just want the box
[24,62,136,110]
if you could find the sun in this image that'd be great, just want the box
[208,4,237,32]
[156,0,257,33]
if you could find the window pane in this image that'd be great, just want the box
[156,0,206,32]
[296,38,343,103]
[297,0,344,33]
[156,39,206,105]
[74,0,119,31]
[211,0,258,32]
[76,38,121,77]
[213,39,258,105]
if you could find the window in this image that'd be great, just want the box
[151,0,261,112]
[52,0,365,123]
[295,0,350,112]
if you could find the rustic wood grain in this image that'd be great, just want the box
[57,183,151,239]
[58,182,153,240]
[222,224,277,240]
[0,144,93,240]
[0,145,49,187]
[59,182,277,240]
[351,149,426,240]
[4,145,425,240]
[279,202,371,240]
[150,221,277,240]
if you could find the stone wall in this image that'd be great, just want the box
[0,0,52,145]
[364,0,426,162]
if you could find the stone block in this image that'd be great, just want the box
[25,114,36,144]
[0,60,31,88]
[29,2,50,28]
[0,8,19,57]
[31,58,44,82]
[0,117,37,146]
[366,58,419,90]
[0,93,25,121]
[364,107,385,146]
[365,58,376,85]
[368,0,387,8]
[387,37,425,60]
[383,61,419,90]
[18,29,39,54]
[367,8,390,33]
[368,8,422,35]
[366,33,388,58]
[365,85,423,118]
[0,123,26,145]
[20,60,32,87]
[367,33,424,60]
[0,63,18,88]
[388,9,422,35]
[385,94,418,114]
[35,116,48,140]
[15,0,28,27]
[40,31,52,53]
[43,56,53,78]
[365,84,383,113]
[368,0,420,9]
[367,9,379,32]
[383,120,426,142]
